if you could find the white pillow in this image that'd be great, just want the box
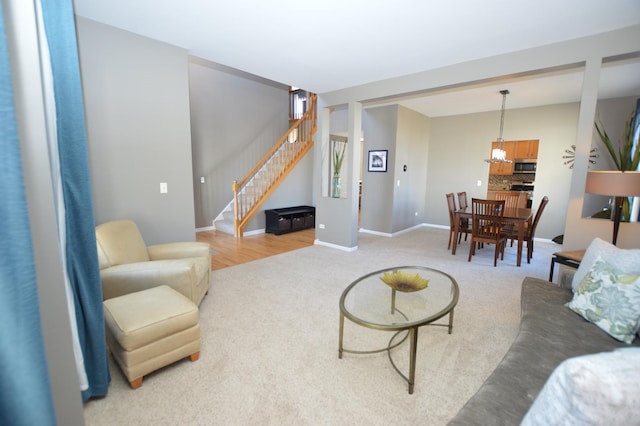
[571,238,640,292]
[566,256,640,344]
[521,348,640,426]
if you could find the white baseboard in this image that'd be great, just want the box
[423,223,449,230]
[196,225,265,236]
[313,239,358,252]
[359,223,431,237]
[358,228,392,237]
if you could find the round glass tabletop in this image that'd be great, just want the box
[340,266,459,330]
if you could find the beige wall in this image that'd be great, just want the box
[426,102,579,240]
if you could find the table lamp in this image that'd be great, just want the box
[585,170,640,245]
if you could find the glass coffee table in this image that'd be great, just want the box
[339,266,459,394]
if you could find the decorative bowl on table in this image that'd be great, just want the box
[380,270,429,292]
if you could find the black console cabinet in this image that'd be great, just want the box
[265,206,315,235]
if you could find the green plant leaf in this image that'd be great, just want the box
[595,120,621,170]
[595,108,639,171]
[333,141,346,176]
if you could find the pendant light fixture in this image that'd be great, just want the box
[485,89,513,163]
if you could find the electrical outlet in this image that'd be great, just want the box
[318,224,325,229]
[200,177,205,184]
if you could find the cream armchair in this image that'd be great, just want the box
[95,220,210,305]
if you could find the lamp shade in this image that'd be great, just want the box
[585,171,640,197]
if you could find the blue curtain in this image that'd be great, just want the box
[0,3,56,424]
[39,0,110,400]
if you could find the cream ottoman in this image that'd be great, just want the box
[103,285,201,389]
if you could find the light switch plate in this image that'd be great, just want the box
[160,182,168,193]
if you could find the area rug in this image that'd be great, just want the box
[83,226,556,425]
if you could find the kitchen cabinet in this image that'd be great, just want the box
[488,141,515,175]
[514,140,539,160]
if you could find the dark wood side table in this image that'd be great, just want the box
[549,249,586,282]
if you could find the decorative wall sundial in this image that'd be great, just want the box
[562,145,598,169]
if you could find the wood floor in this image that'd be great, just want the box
[196,228,315,270]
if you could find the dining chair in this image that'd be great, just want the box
[494,191,520,237]
[457,191,470,237]
[505,196,549,263]
[468,198,507,267]
[494,191,520,209]
[446,193,470,250]
[457,192,468,210]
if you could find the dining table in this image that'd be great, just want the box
[451,206,533,267]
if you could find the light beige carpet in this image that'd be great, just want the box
[83,226,558,425]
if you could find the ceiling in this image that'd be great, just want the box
[73,0,640,117]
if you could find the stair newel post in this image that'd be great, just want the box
[232,180,241,237]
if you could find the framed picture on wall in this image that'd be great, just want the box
[368,150,388,172]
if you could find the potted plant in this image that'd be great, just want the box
[332,141,346,198]
[595,105,640,221]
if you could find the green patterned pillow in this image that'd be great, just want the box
[566,256,640,344]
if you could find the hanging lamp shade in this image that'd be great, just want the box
[485,90,513,163]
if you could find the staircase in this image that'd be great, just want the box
[214,93,317,237]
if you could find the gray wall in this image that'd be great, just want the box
[77,17,196,244]
[360,105,429,234]
[314,102,362,249]
[77,18,314,238]
[188,58,296,229]
[394,106,430,231]
[361,105,397,233]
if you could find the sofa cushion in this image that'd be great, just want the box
[96,220,150,268]
[572,237,640,292]
[566,256,640,344]
[103,285,199,351]
[521,348,640,426]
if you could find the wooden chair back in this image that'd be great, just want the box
[446,193,457,227]
[457,192,468,210]
[447,192,471,250]
[528,196,549,238]
[468,198,507,266]
[494,191,520,210]
[504,195,549,264]
[471,198,506,240]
